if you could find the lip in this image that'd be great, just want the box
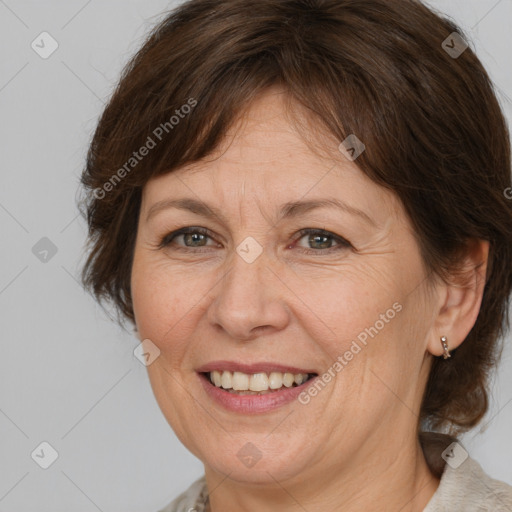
[196,361,317,374]
[197,371,319,414]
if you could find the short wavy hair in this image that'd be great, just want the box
[80,0,512,440]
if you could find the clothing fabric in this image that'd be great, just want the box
[157,454,512,511]
[423,454,512,511]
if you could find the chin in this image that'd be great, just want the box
[201,436,315,485]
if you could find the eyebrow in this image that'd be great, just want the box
[145,197,376,226]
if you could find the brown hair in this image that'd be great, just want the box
[80,0,512,437]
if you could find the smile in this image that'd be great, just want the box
[196,362,319,414]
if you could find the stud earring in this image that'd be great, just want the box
[441,336,451,359]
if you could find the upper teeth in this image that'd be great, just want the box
[209,370,310,391]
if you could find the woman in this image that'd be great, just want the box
[79,0,512,510]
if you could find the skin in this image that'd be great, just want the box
[131,87,488,512]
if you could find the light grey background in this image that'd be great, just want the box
[0,1,511,510]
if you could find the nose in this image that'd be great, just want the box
[206,247,291,341]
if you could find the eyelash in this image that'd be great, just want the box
[157,227,352,255]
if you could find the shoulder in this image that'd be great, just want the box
[156,476,208,512]
[424,455,512,511]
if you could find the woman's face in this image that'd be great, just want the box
[131,88,440,485]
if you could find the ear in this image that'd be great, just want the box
[426,239,489,357]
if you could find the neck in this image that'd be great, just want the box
[204,437,440,512]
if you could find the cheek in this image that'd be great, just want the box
[301,265,402,345]
[131,257,198,345]
[302,264,420,397]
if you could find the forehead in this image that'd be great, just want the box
[141,88,401,224]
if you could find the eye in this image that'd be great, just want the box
[158,226,352,254]
[292,228,351,254]
[158,227,218,250]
